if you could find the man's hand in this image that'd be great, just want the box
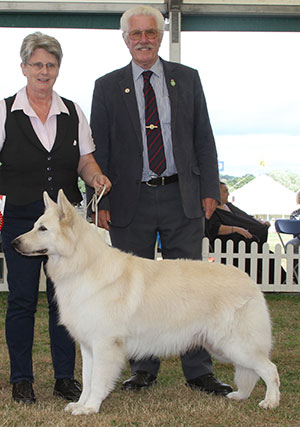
[202,198,218,220]
[91,209,111,231]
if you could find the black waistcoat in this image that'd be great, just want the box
[0,94,82,205]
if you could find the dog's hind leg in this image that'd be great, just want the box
[254,359,280,409]
[65,343,93,413]
[227,353,280,409]
[227,365,259,401]
[70,338,126,416]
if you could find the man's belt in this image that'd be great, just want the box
[142,174,178,187]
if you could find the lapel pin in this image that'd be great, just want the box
[73,140,77,146]
[170,79,176,87]
[125,88,130,93]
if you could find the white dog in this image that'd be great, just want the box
[12,190,280,415]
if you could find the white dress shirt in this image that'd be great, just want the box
[0,87,95,155]
[132,59,177,181]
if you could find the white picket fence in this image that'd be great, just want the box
[0,237,299,292]
[202,237,300,292]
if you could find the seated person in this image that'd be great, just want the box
[285,189,300,279]
[206,182,285,284]
[207,182,270,252]
[285,189,300,253]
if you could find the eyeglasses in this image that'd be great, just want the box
[127,29,161,41]
[27,62,58,71]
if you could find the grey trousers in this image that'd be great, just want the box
[109,182,213,380]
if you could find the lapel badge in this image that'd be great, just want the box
[170,79,176,87]
[73,140,77,146]
[125,88,130,93]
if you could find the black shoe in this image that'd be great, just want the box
[12,380,36,404]
[121,370,157,390]
[53,378,81,401]
[186,373,233,396]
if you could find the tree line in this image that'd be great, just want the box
[221,171,300,193]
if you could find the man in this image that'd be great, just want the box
[89,5,232,396]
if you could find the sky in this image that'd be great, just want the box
[0,27,299,177]
[181,31,300,176]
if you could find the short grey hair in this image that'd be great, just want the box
[20,32,63,66]
[120,5,165,42]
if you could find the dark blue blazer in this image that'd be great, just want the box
[90,58,220,227]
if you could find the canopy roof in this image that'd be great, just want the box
[230,174,296,217]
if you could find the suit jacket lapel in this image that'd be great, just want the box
[161,59,178,131]
[119,63,143,150]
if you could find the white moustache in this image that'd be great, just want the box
[135,43,154,51]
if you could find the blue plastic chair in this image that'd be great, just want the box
[274,219,300,248]
[275,219,300,281]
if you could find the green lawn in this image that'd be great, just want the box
[0,292,299,426]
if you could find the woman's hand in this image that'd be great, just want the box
[91,173,112,195]
[258,218,270,227]
[78,153,112,194]
[234,226,253,239]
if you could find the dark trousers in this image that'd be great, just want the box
[2,200,75,383]
[109,182,213,380]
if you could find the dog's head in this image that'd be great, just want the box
[12,189,78,258]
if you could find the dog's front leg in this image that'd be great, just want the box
[69,338,126,416]
[65,343,93,413]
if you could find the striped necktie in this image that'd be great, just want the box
[142,71,166,176]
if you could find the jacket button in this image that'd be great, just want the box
[48,176,52,181]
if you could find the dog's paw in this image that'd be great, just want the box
[226,391,248,401]
[64,402,79,412]
[259,399,280,409]
[71,405,98,416]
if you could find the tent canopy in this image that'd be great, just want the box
[230,175,296,217]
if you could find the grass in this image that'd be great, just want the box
[267,231,290,252]
[0,292,300,426]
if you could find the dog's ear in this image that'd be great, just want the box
[43,191,56,209]
[57,189,74,224]
[57,189,73,209]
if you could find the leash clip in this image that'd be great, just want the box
[84,185,106,227]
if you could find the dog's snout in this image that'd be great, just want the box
[11,237,21,249]
[11,237,24,254]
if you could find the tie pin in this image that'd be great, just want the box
[146,124,158,130]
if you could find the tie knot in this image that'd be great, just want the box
[142,70,153,81]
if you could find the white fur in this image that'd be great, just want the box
[13,190,280,415]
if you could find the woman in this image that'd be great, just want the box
[207,181,270,252]
[0,32,111,404]
[206,182,285,284]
